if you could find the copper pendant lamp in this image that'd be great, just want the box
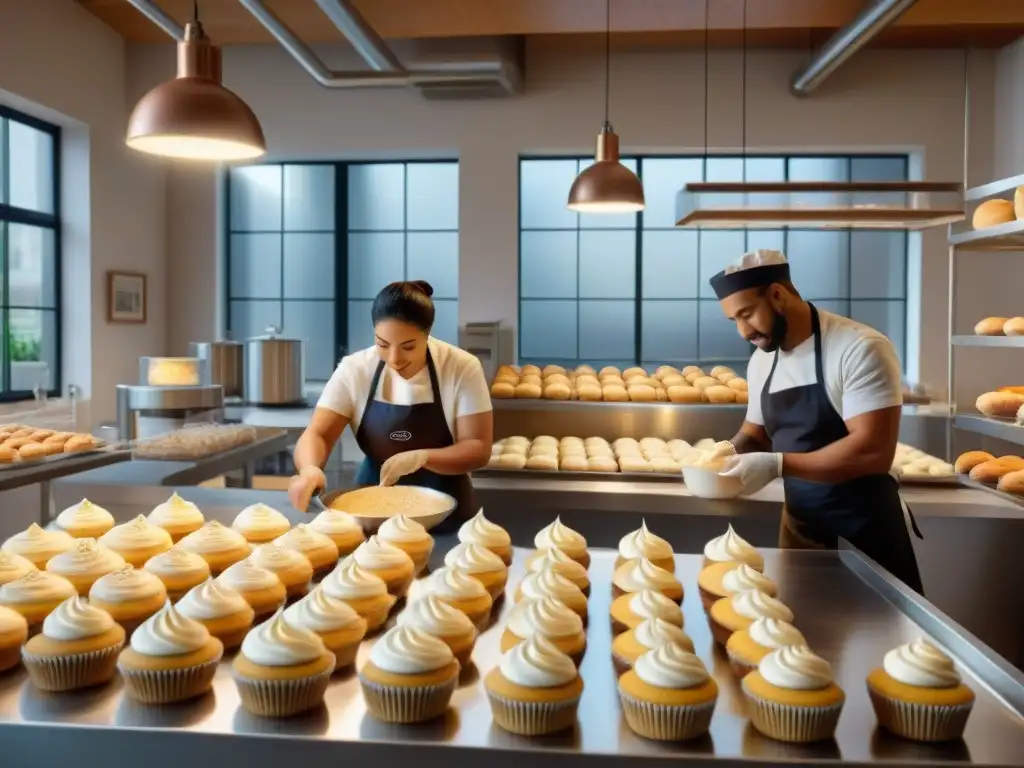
[126,2,266,161]
[566,0,644,213]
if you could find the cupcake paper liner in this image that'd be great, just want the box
[235,664,334,717]
[619,691,716,742]
[744,692,843,743]
[119,655,222,704]
[360,674,458,724]
[22,643,123,691]
[868,688,973,742]
[709,618,736,647]
[697,586,720,612]
[0,643,23,672]
[486,690,581,736]
[609,617,630,636]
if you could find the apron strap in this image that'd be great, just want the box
[364,359,387,416]
[808,302,825,385]
[425,347,443,405]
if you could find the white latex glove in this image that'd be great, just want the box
[287,465,327,513]
[719,452,783,496]
[379,449,430,487]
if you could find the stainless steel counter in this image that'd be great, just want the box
[1,546,1022,768]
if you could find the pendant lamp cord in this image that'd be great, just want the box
[603,0,611,126]
[193,0,200,23]
[741,0,747,183]
[703,0,709,158]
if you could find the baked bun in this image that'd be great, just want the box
[655,387,668,402]
[667,385,704,404]
[972,199,1015,230]
[735,390,749,404]
[681,366,703,376]
[543,373,571,387]
[532,435,558,447]
[1016,186,1024,221]
[650,457,681,474]
[969,458,1024,483]
[526,454,559,471]
[587,456,619,473]
[709,366,734,378]
[716,372,737,383]
[1004,317,1024,336]
[661,374,685,388]
[529,445,559,458]
[996,468,1024,495]
[543,382,571,400]
[619,457,653,473]
[599,366,621,378]
[575,365,596,375]
[975,317,1009,336]
[603,385,629,402]
[515,382,542,399]
[490,382,515,399]
[520,365,541,377]
[0,446,16,463]
[560,443,587,457]
[703,385,738,404]
[684,372,703,384]
[655,366,679,379]
[976,391,1024,418]
[727,378,748,392]
[577,384,603,401]
[692,376,719,390]
[495,453,527,470]
[494,374,519,387]
[954,450,995,474]
[560,455,589,472]
[575,374,599,388]
[519,374,542,387]
[542,365,566,377]
[42,441,64,456]
[600,374,625,387]
[622,367,647,379]
[4,437,33,450]
[627,384,658,403]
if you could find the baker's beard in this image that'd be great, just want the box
[750,311,789,352]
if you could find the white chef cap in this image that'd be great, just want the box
[710,249,791,300]
[724,249,788,275]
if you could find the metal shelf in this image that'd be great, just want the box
[951,335,1024,348]
[954,414,1024,446]
[958,475,1024,510]
[949,218,1024,251]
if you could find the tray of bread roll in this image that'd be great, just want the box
[0,424,107,470]
[890,443,957,486]
[955,449,1024,499]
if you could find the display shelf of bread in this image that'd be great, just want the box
[489,364,747,405]
[971,389,1024,433]
[0,425,104,467]
[950,176,1024,250]
[973,317,1024,337]
[131,424,258,460]
[955,450,1024,498]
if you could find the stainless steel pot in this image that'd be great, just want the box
[243,327,305,405]
[189,341,243,398]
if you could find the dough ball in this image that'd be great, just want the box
[495,453,527,470]
[996,468,1024,495]
[661,374,685,388]
[506,436,530,447]
[577,384,603,401]
[587,456,619,472]
[623,367,647,379]
[514,382,542,399]
[975,317,1009,336]
[575,364,596,375]
[529,445,559,458]
[709,366,735,378]
[684,372,703,384]
[560,435,584,446]
[599,366,621,378]
[650,457,682,474]
[703,385,738,404]
[619,456,653,473]
[603,385,629,402]
[717,372,737,383]
[667,385,704,404]
[954,450,995,474]
[542,365,567,377]
[976,391,1024,418]
[487,454,504,468]
[490,382,515,399]
[972,199,1015,230]
[682,366,704,376]
[628,384,658,403]
[560,443,587,457]
[533,436,558,448]
[600,374,626,388]
[560,455,589,472]
[520,374,542,387]
[1004,317,1024,336]
[575,374,600,388]
[656,387,668,402]
[928,462,954,477]
[502,443,528,456]
[735,390,749,404]
[587,445,614,458]
[727,378,748,392]
[640,437,666,450]
[585,437,609,449]
[692,376,719,391]
[655,365,679,379]
[526,454,559,471]
[693,438,716,450]
[520,365,542,377]
[613,437,638,449]
[543,382,572,401]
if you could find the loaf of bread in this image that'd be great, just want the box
[974,317,1009,336]
[969,457,1024,483]
[667,385,703,404]
[490,382,515,399]
[972,199,1016,230]
[514,382,542,399]
[603,385,629,402]
[627,384,658,402]
[543,382,571,400]
[996,467,1024,495]
[560,455,589,472]
[976,391,1024,418]
[954,450,995,474]
[1004,317,1024,336]
[703,385,738,404]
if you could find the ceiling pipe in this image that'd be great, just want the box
[312,0,403,73]
[790,0,918,96]
[126,0,185,39]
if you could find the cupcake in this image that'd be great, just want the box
[610,589,684,635]
[697,562,777,610]
[231,502,290,544]
[525,547,590,594]
[249,544,313,599]
[54,499,114,539]
[866,637,975,742]
[0,551,37,588]
[45,538,126,594]
[21,597,124,690]
[147,492,205,542]
[352,536,415,597]
[612,558,683,602]
[285,587,367,670]
[175,577,254,650]
[216,559,287,623]
[88,565,168,635]
[709,590,793,646]
[612,618,695,674]
[726,617,805,678]
[742,644,845,743]
[533,517,589,568]
[2,523,74,569]
[397,595,477,667]
[274,524,340,580]
[0,570,77,633]
[422,566,493,629]
[618,643,718,742]
[0,604,28,671]
[307,508,364,556]
[443,542,508,600]
[143,547,211,601]
[515,569,588,621]
[703,524,763,571]
[485,635,583,735]
[118,602,224,704]
[616,520,674,571]
[500,596,586,665]
[320,556,396,633]
[98,515,172,568]
[377,515,434,575]
[457,509,512,565]
[360,626,460,723]
[178,520,252,575]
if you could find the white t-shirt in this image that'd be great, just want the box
[316,337,493,437]
[745,309,903,426]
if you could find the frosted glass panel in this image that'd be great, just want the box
[578,158,639,230]
[520,231,577,298]
[787,231,849,299]
[407,232,458,300]
[348,233,404,299]
[852,300,905,365]
[8,121,54,214]
[744,158,787,208]
[520,301,577,359]
[699,301,752,359]
[698,231,746,299]
[745,230,786,254]
[347,300,374,352]
[230,234,281,299]
[789,157,849,207]
[578,231,635,298]
[283,233,334,299]
[642,158,703,229]
[348,164,404,230]
[850,231,905,299]
[283,165,334,231]
[520,160,578,229]
[407,163,458,230]
[641,301,698,361]
[7,224,57,308]
[283,301,333,381]
[642,230,698,299]
[230,300,281,340]
[851,157,907,206]
[706,158,745,208]
[230,166,282,231]
[579,300,634,359]
[431,299,459,345]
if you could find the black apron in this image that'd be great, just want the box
[353,349,477,534]
[762,303,924,594]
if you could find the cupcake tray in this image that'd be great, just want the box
[1,546,1023,767]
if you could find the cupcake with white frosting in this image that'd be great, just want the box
[618,643,718,742]
[320,556,396,633]
[249,544,313,599]
[175,577,254,650]
[866,637,975,742]
[514,569,588,620]
[274,524,339,580]
[457,509,512,565]
[443,542,508,599]
[217,559,286,623]
[610,588,684,635]
[88,565,169,635]
[2,523,75,569]
[485,634,583,735]
[0,605,27,671]
[45,538,125,594]
[0,551,37,588]
[54,499,115,539]
[422,566,493,629]
[118,602,224,703]
[616,520,674,571]
[500,596,586,665]
[525,547,590,594]
[99,515,173,568]
[709,589,794,646]
[177,520,252,575]
[22,597,125,690]
[612,558,683,602]
[377,514,434,574]
[726,617,805,678]
[697,561,777,610]
[231,502,290,544]
[532,517,589,568]
[351,535,415,597]
[147,492,205,542]
[285,587,367,669]
[612,617,695,673]
[308,508,364,556]
[702,524,764,571]
[360,625,460,723]
[397,595,478,666]
[0,570,77,633]
[144,547,211,601]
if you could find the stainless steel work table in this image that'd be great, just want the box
[1,546,1023,768]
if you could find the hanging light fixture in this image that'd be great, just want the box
[566,0,644,213]
[126,1,266,161]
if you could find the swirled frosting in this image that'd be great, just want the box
[634,643,710,688]
[526,547,589,587]
[443,542,506,574]
[507,596,583,639]
[457,509,511,548]
[0,551,36,583]
[759,644,834,690]
[618,520,673,562]
[131,602,211,656]
[274,524,337,555]
[730,590,793,622]
[747,617,805,650]
[425,566,489,600]
[612,558,680,593]
[241,609,325,666]
[2,523,74,562]
[499,634,577,688]
[143,547,210,581]
[42,596,115,641]
[397,595,475,637]
[176,577,250,620]
[179,521,249,554]
[722,564,777,596]
[517,569,586,605]
[628,590,684,626]
[55,499,114,532]
[883,638,961,688]
[633,618,694,652]
[89,565,166,602]
[378,514,431,544]
[320,556,388,600]
[148,493,204,528]
[369,626,454,674]
[249,544,313,582]
[703,524,763,570]
[353,535,413,570]
[309,509,362,537]
[217,559,282,592]
[100,515,172,552]
[46,538,125,577]
[0,570,76,604]
[533,517,587,556]
[284,587,363,633]
[231,503,289,536]
[0,605,26,634]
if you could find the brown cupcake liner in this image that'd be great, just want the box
[0,643,23,672]
[724,649,758,679]
[360,673,458,723]
[487,690,580,736]
[235,664,334,717]
[698,586,721,612]
[329,641,361,671]
[619,691,716,742]
[119,655,222,704]
[868,688,973,742]
[610,617,630,636]
[22,642,123,691]
[612,652,632,677]
[710,618,736,647]
[744,692,843,743]
[211,626,250,652]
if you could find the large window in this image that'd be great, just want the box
[226,161,459,382]
[519,156,908,373]
[0,107,60,400]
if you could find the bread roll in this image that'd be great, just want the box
[599,366,621,377]
[543,382,571,401]
[684,372,703,384]
[996,467,1024,495]
[976,391,1024,418]
[542,365,566,377]
[490,382,515,399]
[30,430,54,440]
[586,445,614,458]
[703,385,738,404]
[600,374,625,387]
[560,455,589,472]
[1015,186,1024,221]
[692,376,719,390]
[969,458,1024,483]
[709,366,734,378]
[487,454,503,468]
[681,366,703,376]
[972,199,1015,230]
[501,444,528,457]
[735,390,749,404]
[4,437,34,450]
[529,445,559,459]
[639,437,666,449]
[520,374,542,387]
[560,443,587,457]
[520,365,541,377]
[494,373,519,386]
[575,375,600,388]
[661,374,685,388]
[655,387,668,402]
[506,436,529,447]
[975,317,1009,336]
[577,384,603,401]
[587,456,619,473]
[603,385,629,402]
[628,384,658,403]
[667,385,704,404]
[1004,317,1024,336]
[575,365,596,375]
[584,437,608,447]
[998,386,1024,395]
[515,382,542,399]
[716,372,737,384]
[650,457,681,474]
[655,366,679,379]
[495,453,527,470]
[560,435,584,446]
[623,367,647,379]
[543,373,571,387]
[533,436,558,447]
[10,428,33,439]
[497,364,517,375]
[613,437,638,449]
[727,378,748,392]
[18,443,45,461]
[0,445,17,463]
[619,456,654,473]
[954,450,995,474]
[526,454,559,471]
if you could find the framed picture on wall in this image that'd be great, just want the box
[107,271,147,324]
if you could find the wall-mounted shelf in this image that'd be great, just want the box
[950,336,1024,348]
[949,219,1024,251]
[954,414,1024,446]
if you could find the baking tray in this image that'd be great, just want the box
[475,467,685,483]
[0,446,111,473]
[895,474,959,487]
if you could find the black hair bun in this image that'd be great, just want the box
[408,280,434,298]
